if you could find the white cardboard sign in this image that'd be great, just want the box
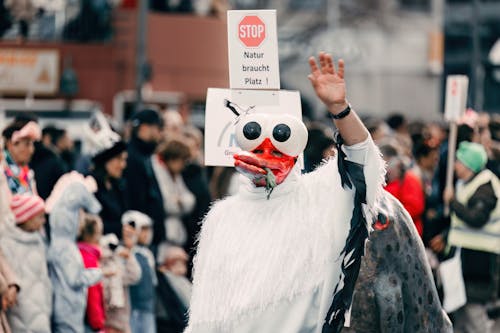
[204,88,302,166]
[444,75,469,122]
[227,10,280,90]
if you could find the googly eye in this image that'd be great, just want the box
[272,124,291,142]
[269,115,308,157]
[235,113,268,152]
[243,122,262,140]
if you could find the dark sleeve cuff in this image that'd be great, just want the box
[449,199,461,212]
[8,283,20,292]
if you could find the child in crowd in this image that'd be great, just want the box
[125,211,157,333]
[100,225,141,333]
[156,244,191,333]
[47,177,103,333]
[78,214,106,332]
[0,194,51,333]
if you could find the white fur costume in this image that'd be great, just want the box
[185,137,384,333]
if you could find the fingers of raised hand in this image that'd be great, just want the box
[338,59,345,79]
[321,52,336,75]
[311,52,343,74]
[308,56,320,76]
[319,51,327,71]
[322,53,336,75]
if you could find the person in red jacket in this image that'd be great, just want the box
[78,214,106,332]
[380,142,425,237]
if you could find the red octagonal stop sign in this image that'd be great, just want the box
[238,15,266,48]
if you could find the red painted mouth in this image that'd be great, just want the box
[234,138,296,186]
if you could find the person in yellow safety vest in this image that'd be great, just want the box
[444,141,500,333]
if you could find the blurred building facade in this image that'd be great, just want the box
[0,0,499,125]
[239,0,500,119]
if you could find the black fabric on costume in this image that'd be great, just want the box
[322,132,369,333]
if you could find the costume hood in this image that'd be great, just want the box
[49,182,101,240]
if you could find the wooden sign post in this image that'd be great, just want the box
[444,75,469,215]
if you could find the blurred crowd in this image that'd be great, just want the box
[0,104,499,333]
[0,0,229,41]
[0,106,210,333]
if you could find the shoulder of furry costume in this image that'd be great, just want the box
[189,174,352,329]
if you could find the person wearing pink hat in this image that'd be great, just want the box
[2,120,41,195]
[0,193,52,333]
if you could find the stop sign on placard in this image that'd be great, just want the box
[238,15,266,48]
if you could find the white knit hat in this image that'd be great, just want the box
[121,210,152,230]
[10,194,45,224]
[100,233,120,249]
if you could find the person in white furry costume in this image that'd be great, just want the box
[185,53,386,333]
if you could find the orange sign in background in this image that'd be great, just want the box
[0,49,59,96]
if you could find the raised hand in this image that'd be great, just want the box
[308,52,348,115]
[103,268,117,278]
[443,187,454,205]
[5,285,17,308]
